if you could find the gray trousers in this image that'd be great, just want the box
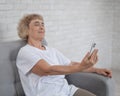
[73,88,96,96]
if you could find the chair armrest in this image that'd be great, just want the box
[65,72,115,96]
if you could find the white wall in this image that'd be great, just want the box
[112,0,120,70]
[0,0,114,69]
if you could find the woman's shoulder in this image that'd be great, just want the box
[18,44,31,54]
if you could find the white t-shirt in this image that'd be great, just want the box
[16,44,78,96]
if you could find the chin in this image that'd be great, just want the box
[38,37,45,41]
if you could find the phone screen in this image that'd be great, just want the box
[89,43,96,54]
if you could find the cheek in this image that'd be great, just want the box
[32,27,39,31]
[29,25,39,31]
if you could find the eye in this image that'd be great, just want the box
[34,23,40,26]
[34,22,44,27]
[41,22,44,26]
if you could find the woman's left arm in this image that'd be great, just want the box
[83,67,112,78]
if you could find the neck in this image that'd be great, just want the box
[28,38,43,49]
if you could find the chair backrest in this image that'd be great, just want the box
[0,39,47,96]
[0,40,26,96]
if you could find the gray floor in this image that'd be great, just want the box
[112,69,120,96]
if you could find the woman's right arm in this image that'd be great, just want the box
[31,49,98,76]
[31,60,81,76]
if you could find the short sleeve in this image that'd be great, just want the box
[16,48,41,75]
[54,48,71,65]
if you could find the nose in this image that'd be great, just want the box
[39,24,44,30]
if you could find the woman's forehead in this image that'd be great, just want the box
[30,19,44,24]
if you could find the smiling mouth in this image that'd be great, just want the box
[38,31,44,33]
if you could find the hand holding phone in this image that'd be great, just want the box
[80,43,98,70]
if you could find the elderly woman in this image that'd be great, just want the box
[16,14,112,96]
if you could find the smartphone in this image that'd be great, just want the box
[89,43,96,55]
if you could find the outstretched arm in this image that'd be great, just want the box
[31,49,98,76]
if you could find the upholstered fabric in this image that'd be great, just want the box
[0,40,26,96]
[0,40,115,96]
[65,72,115,96]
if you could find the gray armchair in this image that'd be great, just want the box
[0,40,115,96]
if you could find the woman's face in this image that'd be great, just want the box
[28,19,45,41]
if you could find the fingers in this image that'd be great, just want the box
[95,55,98,63]
[101,71,108,76]
[105,69,112,78]
[84,49,98,61]
[83,52,90,60]
[80,50,98,71]
[90,49,98,60]
[96,68,112,78]
[89,49,98,64]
